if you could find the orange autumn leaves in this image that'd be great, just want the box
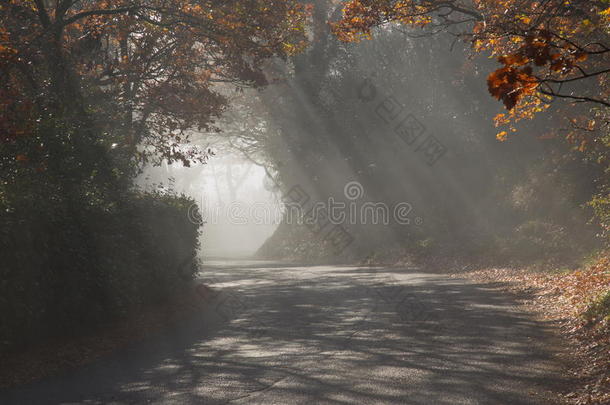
[332,0,429,42]
[487,65,537,111]
[0,0,311,166]
[332,0,609,144]
[486,29,596,141]
[488,32,589,111]
[0,27,16,60]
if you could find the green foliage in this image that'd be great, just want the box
[590,193,610,242]
[583,289,610,324]
[0,116,199,349]
[0,166,201,351]
[509,220,568,258]
[0,17,205,350]
[583,116,610,244]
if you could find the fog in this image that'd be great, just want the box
[138,151,281,258]
[135,21,600,264]
[3,1,608,402]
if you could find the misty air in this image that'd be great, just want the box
[1,1,609,404]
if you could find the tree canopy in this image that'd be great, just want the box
[0,0,310,167]
[332,0,610,144]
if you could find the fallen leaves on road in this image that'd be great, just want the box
[451,254,609,405]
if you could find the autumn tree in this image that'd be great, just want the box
[0,0,310,172]
[0,0,311,348]
[332,0,610,140]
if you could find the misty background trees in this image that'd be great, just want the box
[245,1,606,263]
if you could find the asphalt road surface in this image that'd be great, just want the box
[0,261,567,404]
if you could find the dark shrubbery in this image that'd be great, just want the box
[0,189,201,352]
[0,97,203,352]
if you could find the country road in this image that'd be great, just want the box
[0,261,568,404]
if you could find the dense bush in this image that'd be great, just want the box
[0,188,201,351]
[583,289,610,325]
[507,221,568,259]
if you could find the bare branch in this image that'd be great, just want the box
[33,0,51,27]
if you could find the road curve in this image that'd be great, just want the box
[0,261,567,404]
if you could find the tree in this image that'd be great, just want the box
[331,0,610,142]
[0,0,310,169]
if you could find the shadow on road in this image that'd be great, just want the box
[0,262,568,404]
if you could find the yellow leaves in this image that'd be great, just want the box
[333,0,436,41]
[494,113,510,126]
[282,40,309,56]
[282,42,296,55]
[600,7,610,24]
[331,0,380,42]
[397,15,432,27]
[350,16,365,26]
[492,89,552,140]
[181,3,203,14]
[496,131,508,141]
